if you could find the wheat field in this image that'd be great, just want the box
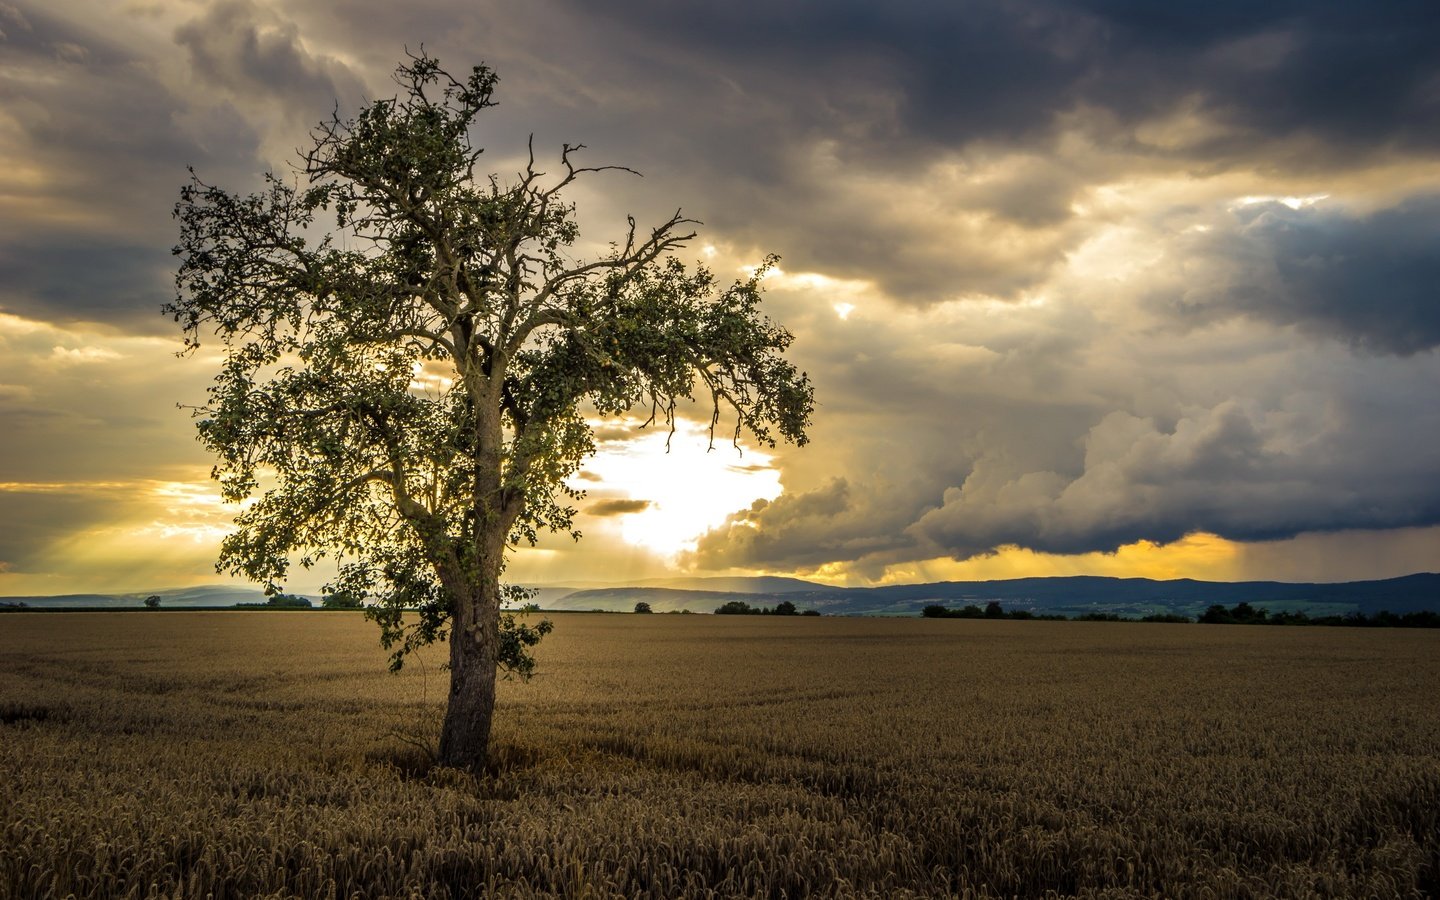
[1,611,1436,898]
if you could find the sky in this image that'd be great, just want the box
[3,0,1440,595]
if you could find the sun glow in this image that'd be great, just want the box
[576,418,782,558]
[1233,193,1330,210]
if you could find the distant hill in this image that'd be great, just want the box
[630,576,826,594]
[532,573,1440,617]
[545,587,783,613]
[6,573,1438,618]
[3,585,297,609]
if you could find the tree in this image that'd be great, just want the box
[1230,602,1266,623]
[169,53,813,771]
[772,600,797,616]
[266,594,313,608]
[984,601,1005,619]
[322,594,364,609]
[633,601,653,614]
[1198,604,1232,624]
[714,600,757,615]
[144,595,162,609]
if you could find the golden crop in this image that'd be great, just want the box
[1,612,1436,898]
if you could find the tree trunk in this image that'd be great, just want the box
[436,553,502,771]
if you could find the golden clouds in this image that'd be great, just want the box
[0,476,242,594]
[870,533,1243,586]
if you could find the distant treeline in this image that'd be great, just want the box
[922,602,1070,621]
[233,594,364,610]
[715,600,821,616]
[921,601,1440,627]
[1197,602,1440,628]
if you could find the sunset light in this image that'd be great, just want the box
[577,418,782,558]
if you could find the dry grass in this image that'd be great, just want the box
[1,611,1437,898]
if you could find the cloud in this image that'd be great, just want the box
[0,484,118,575]
[0,2,30,39]
[173,0,368,146]
[0,4,265,330]
[687,180,1440,577]
[689,478,921,576]
[585,498,653,517]
[908,398,1430,558]
[0,312,212,485]
[0,476,249,593]
[1171,196,1440,354]
[49,345,122,364]
[438,0,1440,307]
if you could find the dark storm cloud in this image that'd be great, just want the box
[688,301,1107,573]
[503,0,1440,306]
[0,238,174,325]
[0,3,263,329]
[1176,197,1440,355]
[548,1,1440,161]
[558,0,1085,148]
[10,0,1440,323]
[1079,1,1440,160]
[690,479,919,573]
[911,392,1440,558]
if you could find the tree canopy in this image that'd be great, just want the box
[170,53,813,770]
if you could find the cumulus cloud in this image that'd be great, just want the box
[911,395,1440,558]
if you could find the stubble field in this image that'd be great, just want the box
[1,611,1437,898]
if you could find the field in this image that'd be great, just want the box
[1,613,1437,898]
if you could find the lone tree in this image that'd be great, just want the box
[170,54,812,771]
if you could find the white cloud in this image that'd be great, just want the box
[50,344,122,364]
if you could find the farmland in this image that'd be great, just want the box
[1,612,1437,898]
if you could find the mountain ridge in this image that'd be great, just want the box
[540,572,1440,616]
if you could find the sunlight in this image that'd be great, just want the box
[866,532,1243,586]
[142,481,245,544]
[577,417,782,558]
[1233,193,1329,210]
